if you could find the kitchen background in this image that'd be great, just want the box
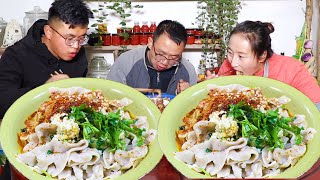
[0,0,319,70]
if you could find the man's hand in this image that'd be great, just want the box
[46,73,70,83]
[177,79,190,94]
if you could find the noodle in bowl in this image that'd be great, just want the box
[158,76,320,179]
[0,78,162,180]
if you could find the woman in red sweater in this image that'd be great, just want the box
[207,20,320,109]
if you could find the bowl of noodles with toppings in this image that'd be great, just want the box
[0,78,162,180]
[158,75,320,179]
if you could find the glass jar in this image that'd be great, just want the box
[194,35,203,44]
[187,33,195,44]
[149,21,157,33]
[103,33,111,46]
[140,32,148,45]
[120,36,130,45]
[112,34,120,46]
[86,56,111,79]
[195,28,203,36]
[131,33,140,45]
[23,6,48,36]
[133,21,141,33]
[141,21,149,33]
[0,17,7,47]
[186,28,195,35]
[116,27,124,34]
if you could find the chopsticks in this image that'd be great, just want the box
[50,69,63,77]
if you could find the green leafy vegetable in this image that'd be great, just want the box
[228,102,304,150]
[205,148,212,153]
[47,150,53,155]
[69,104,145,151]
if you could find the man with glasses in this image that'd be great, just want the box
[107,20,197,95]
[0,0,93,118]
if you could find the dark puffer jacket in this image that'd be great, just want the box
[0,19,88,118]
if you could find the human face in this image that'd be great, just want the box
[148,34,184,71]
[45,21,88,61]
[227,33,265,75]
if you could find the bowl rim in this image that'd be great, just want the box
[158,75,320,179]
[0,78,163,180]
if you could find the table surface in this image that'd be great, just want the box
[2,155,319,180]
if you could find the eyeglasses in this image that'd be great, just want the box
[153,46,181,65]
[49,26,89,46]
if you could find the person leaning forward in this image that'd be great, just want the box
[107,20,198,95]
[0,0,94,118]
[206,20,320,110]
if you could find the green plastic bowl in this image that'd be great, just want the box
[158,75,320,179]
[0,78,162,180]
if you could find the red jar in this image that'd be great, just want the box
[120,36,131,45]
[141,21,149,33]
[124,28,133,34]
[103,33,111,46]
[149,21,157,33]
[187,33,195,44]
[195,28,203,35]
[131,33,140,45]
[112,34,120,46]
[133,21,141,33]
[120,29,132,45]
[194,35,203,44]
[117,27,124,34]
[140,32,148,45]
[186,28,195,35]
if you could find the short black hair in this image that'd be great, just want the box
[48,0,93,28]
[153,20,187,46]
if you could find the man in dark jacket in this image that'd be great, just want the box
[0,0,93,118]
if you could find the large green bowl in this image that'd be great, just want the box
[158,75,320,179]
[0,78,162,180]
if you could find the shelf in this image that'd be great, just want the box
[0,44,219,56]
[84,44,219,52]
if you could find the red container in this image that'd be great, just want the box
[140,32,148,45]
[141,21,149,33]
[195,28,203,35]
[120,36,131,45]
[149,21,157,33]
[133,21,141,33]
[186,28,195,35]
[103,33,111,46]
[116,27,124,34]
[194,35,203,44]
[187,33,195,44]
[131,33,140,45]
[112,34,120,46]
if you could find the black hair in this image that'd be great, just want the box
[153,20,187,45]
[48,0,93,28]
[230,20,274,59]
